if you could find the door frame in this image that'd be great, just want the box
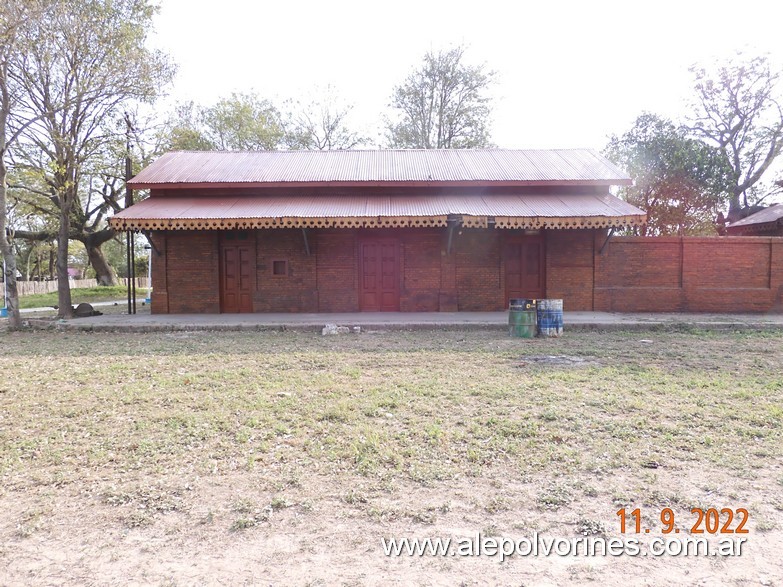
[504,232,546,304]
[357,236,401,312]
[218,231,256,313]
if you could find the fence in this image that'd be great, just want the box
[594,236,783,312]
[11,277,149,297]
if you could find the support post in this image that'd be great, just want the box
[301,228,311,256]
[124,113,136,315]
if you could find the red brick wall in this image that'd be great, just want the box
[545,229,596,311]
[401,230,442,311]
[314,230,358,312]
[595,236,783,312]
[153,228,783,314]
[159,231,220,313]
[254,229,317,312]
[454,229,504,311]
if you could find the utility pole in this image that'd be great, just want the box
[125,113,136,315]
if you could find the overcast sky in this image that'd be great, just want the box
[149,0,782,156]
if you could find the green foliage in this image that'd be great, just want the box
[605,113,732,235]
[18,286,147,309]
[386,45,494,149]
[166,93,285,151]
[8,0,174,313]
[96,235,147,279]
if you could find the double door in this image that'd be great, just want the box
[359,238,400,311]
[505,236,545,304]
[219,234,253,313]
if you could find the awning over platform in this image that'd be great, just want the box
[109,193,646,231]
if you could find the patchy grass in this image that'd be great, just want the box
[18,286,149,309]
[0,328,781,583]
[1,329,781,485]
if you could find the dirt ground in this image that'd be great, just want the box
[1,329,781,585]
[3,471,782,586]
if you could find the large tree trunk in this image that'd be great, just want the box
[56,205,73,318]
[85,239,117,286]
[0,155,22,328]
[727,189,743,222]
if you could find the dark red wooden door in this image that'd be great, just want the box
[220,244,253,313]
[359,239,400,311]
[505,236,545,304]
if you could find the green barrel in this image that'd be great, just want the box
[508,298,537,338]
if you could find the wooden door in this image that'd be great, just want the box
[220,237,254,313]
[505,236,545,305]
[359,238,400,311]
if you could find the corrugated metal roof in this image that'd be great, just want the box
[726,203,783,228]
[112,192,645,222]
[127,149,632,187]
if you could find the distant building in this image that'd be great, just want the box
[725,203,783,236]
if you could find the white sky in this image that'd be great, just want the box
[149,0,783,155]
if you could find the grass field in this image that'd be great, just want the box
[1,328,781,585]
[18,286,149,309]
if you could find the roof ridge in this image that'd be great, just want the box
[167,148,600,155]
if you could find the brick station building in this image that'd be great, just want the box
[110,149,783,315]
[110,149,646,314]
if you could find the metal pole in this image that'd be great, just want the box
[124,112,135,315]
[126,232,132,314]
[130,234,136,314]
[1,260,7,316]
[146,244,152,303]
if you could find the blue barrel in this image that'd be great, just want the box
[508,298,537,338]
[537,299,563,337]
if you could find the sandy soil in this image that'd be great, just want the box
[2,464,780,586]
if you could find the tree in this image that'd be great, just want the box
[166,93,285,151]
[0,0,39,328]
[688,53,783,220]
[386,45,494,149]
[10,0,174,317]
[284,86,368,150]
[605,113,732,236]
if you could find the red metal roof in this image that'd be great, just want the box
[127,149,632,188]
[110,192,646,231]
[726,203,783,228]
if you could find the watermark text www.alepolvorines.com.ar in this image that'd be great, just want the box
[381,532,747,562]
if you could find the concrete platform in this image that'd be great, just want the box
[35,311,783,333]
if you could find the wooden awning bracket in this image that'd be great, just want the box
[446,216,459,255]
[302,227,311,256]
[141,230,162,256]
[599,227,616,255]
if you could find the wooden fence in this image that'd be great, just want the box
[12,277,149,297]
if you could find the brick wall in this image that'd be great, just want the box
[314,230,358,312]
[401,230,442,311]
[545,229,596,311]
[254,229,317,312]
[454,229,504,311]
[595,236,783,312]
[159,231,220,313]
[153,228,783,314]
